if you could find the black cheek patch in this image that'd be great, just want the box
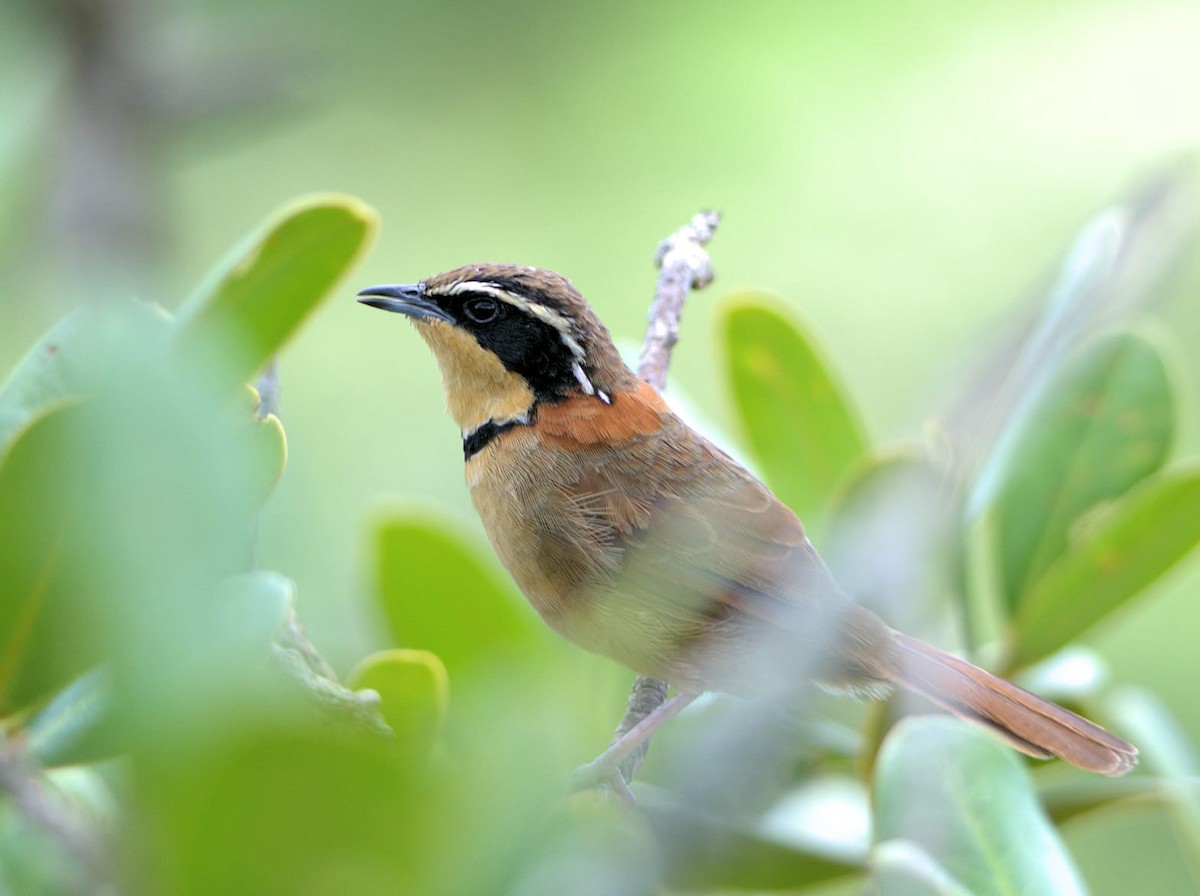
[470,315,578,401]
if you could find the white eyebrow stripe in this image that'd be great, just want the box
[441,279,587,361]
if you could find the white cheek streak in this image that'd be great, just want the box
[570,362,611,404]
[571,361,595,396]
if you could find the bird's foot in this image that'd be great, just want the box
[570,690,700,806]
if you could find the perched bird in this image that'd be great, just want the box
[358,264,1136,777]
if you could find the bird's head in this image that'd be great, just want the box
[358,264,636,435]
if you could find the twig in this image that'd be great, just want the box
[610,209,721,785]
[637,210,720,390]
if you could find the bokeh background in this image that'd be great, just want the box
[2,0,1200,888]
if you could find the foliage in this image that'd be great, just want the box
[1,194,1198,894]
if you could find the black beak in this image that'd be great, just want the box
[356,284,455,324]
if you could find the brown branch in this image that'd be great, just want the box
[612,209,721,785]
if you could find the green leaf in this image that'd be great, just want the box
[527,792,661,896]
[173,194,378,394]
[1108,687,1200,877]
[871,840,976,896]
[349,649,448,761]
[983,330,1174,611]
[214,570,295,662]
[639,788,861,891]
[0,404,97,715]
[0,308,95,454]
[1013,468,1200,664]
[25,669,116,768]
[874,716,1087,896]
[1040,773,1161,827]
[373,509,545,683]
[0,303,171,457]
[140,727,422,895]
[721,294,868,534]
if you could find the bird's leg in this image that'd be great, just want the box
[571,690,699,803]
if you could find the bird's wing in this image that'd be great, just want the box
[535,386,883,691]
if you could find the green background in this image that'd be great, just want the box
[2,1,1199,889]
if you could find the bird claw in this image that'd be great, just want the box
[571,756,637,806]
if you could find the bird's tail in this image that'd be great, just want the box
[880,631,1137,777]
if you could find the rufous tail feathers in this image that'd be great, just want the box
[882,632,1137,777]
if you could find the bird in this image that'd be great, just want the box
[357,263,1137,779]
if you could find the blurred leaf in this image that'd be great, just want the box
[135,670,574,896]
[509,791,661,896]
[0,303,171,456]
[137,726,422,896]
[945,208,1125,481]
[214,570,294,662]
[373,510,544,682]
[639,787,860,891]
[871,840,975,896]
[26,669,116,768]
[981,330,1174,611]
[1012,468,1200,664]
[47,312,294,747]
[1108,687,1200,879]
[349,648,448,761]
[173,194,378,394]
[874,717,1087,896]
[721,294,868,534]
[0,307,96,454]
[0,792,89,896]
[1041,773,1162,826]
[0,404,97,715]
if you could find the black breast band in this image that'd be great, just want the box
[463,418,526,461]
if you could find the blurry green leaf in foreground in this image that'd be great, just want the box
[0,307,99,453]
[873,716,1086,896]
[373,510,544,682]
[0,404,95,714]
[639,787,860,891]
[26,669,115,768]
[136,672,576,896]
[350,648,448,760]
[1013,468,1200,664]
[721,294,868,534]
[1109,687,1200,877]
[981,330,1174,611]
[173,194,378,394]
[871,840,976,896]
[138,727,421,896]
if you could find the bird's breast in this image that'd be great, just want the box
[466,426,618,629]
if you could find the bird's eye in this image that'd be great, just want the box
[463,297,501,324]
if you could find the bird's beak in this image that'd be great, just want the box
[356,284,455,324]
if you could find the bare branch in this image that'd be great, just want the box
[637,209,721,390]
